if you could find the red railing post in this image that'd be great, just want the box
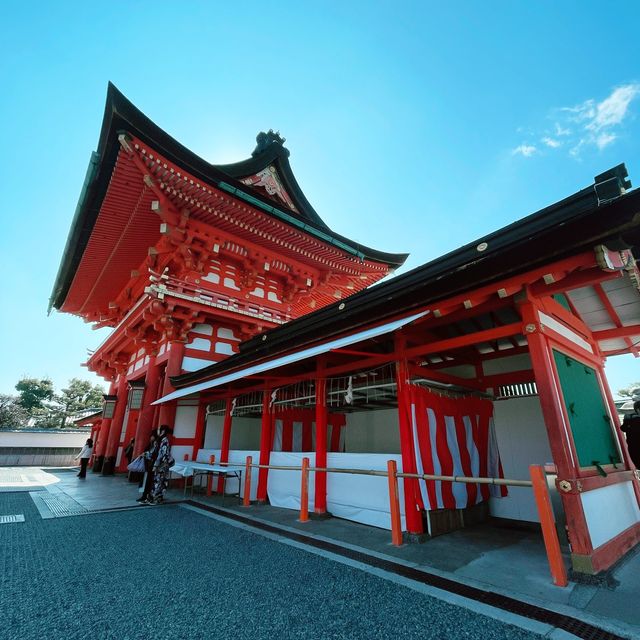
[387,460,403,546]
[242,456,252,507]
[207,454,216,496]
[529,464,568,587]
[299,457,310,522]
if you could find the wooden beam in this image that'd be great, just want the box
[530,268,620,297]
[593,324,640,341]
[593,283,640,357]
[404,322,522,360]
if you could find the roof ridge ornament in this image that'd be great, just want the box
[252,129,289,157]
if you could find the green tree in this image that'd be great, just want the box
[55,378,105,428]
[15,378,55,411]
[0,394,29,428]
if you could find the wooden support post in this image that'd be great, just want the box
[192,402,208,462]
[394,333,425,538]
[520,300,593,558]
[299,457,310,522]
[256,390,272,503]
[243,456,252,507]
[217,398,233,493]
[158,341,185,428]
[183,453,189,492]
[93,381,116,472]
[133,356,161,458]
[207,454,216,496]
[387,460,403,546]
[530,464,568,587]
[314,365,328,515]
[102,374,129,475]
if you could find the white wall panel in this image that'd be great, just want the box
[581,481,640,549]
[174,405,198,439]
[344,409,400,454]
[490,396,553,522]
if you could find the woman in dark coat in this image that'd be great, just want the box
[621,400,640,468]
[150,425,173,505]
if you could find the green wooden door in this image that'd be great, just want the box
[552,351,621,468]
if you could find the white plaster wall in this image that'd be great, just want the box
[203,415,223,449]
[0,431,89,448]
[229,417,261,450]
[344,409,401,454]
[182,357,212,372]
[581,481,640,549]
[482,353,532,376]
[174,405,198,439]
[490,396,553,522]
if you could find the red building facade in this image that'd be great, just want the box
[50,84,405,475]
[52,85,640,577]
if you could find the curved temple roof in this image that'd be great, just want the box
[49,83,408,313]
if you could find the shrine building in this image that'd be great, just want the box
[51,83,640,577]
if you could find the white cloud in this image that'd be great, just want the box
[512,144,537,157]
[515,83,639,159]
[596,132,617,149]
[542,137,561,148]
[586,85,639,131]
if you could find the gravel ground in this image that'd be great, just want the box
[0,492,543,640]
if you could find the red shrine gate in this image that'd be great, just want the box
[51,84,640,577]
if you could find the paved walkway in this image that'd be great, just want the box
[1,467,639,639]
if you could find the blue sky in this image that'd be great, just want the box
[0,1,639,396]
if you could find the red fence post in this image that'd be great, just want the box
[387,460,403,546]
[529,464,568,587]
[207,454,216,496]
[299,457,310,522]
[242,456,252,507]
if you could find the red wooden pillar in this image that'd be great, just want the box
[192,401,208,462]
[520,301,593,558]
[133,356,161,458]
[102,374,129,475]
[93,381,116,472]
[217,398,234,493]
[256,390,273,503]
[394,333,425,539]
[314,366,328,515]
[158,341,185,427]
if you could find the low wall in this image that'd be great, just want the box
[0,430,89,467]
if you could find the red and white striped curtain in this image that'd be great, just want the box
[409,385,507,511]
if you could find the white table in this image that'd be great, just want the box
[171,462,244,502]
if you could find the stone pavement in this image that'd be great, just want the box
[1,467,639,639]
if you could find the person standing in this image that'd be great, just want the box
[150,425,174,504]
[75,438,94,479]
[124,437,136,465]
[137,433,159,504]
[621,400,640,468]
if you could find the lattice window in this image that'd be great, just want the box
[496,381,538,399]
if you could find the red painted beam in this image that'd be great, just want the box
[593,324,640,341]
[593,283,640,357]
[404,322,522,360]
[530,268,620,297]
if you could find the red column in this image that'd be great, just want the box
[158,341,185,427]
[314,371,328,515]
[256,390,272,503]
[133,356,161,458]
[217,398,234,492]
[192,402,208,462]
[394,333,425,539]
[520,301,593,557]
[93,381,116,472]
[102,374,129,475]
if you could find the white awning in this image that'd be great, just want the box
[152,310,428,405]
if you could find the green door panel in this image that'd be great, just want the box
[552,350,621,468]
